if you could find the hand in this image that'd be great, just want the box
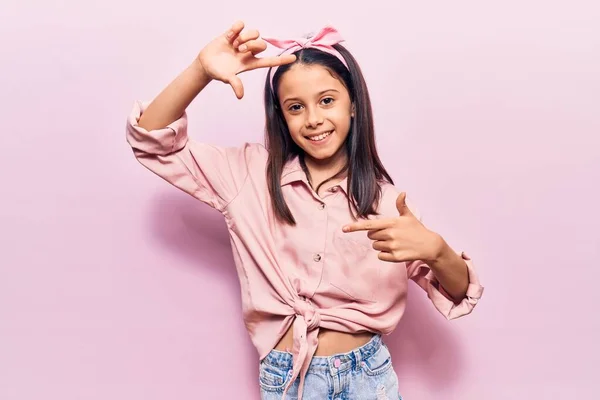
[342,192,445,263]
[195,21,297,99]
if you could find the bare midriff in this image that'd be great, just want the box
[274,324,375,356]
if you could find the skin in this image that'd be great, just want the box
[277,64,354,191]
[138,21,469,356]
[343,192,469,303]
[272,49,469,303]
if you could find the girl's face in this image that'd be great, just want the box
[277,64,354,168]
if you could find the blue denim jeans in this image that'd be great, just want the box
[259,335,402,400]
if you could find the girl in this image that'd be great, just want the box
[126,21,483,400]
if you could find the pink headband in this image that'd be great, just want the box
[262,25,349,91]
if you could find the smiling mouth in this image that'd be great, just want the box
[305,130,333,142]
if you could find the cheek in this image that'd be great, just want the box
[284,116,303,137]
[334,114,352,135]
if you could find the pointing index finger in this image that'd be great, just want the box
[342,219,394,233]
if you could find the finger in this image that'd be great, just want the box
[233,29,260,48]
[225,20,245,43]
[378,250,419,263]
[225,74,244,99]
[246,54,297,70]
[367,229,393,241]
[238,39,267,55]
[342,219,395,233]
[396,192,415,218]
[377,252,396,263]
[372,240,393,252]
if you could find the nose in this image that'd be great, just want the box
[305,106,324,129]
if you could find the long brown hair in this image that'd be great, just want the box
[263,44,393,225]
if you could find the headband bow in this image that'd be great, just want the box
[262,25,349,90]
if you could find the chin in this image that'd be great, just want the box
[303,145,343,163]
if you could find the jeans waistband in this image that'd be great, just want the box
[263,334,383,376]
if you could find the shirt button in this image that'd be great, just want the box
[318,203,325,210]
[313,253,322,262]
[330,187,338,192]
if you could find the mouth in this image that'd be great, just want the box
[305,130,334,142]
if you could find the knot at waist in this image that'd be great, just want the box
[293,297,320,331]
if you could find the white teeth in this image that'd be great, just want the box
[307,131,332,142]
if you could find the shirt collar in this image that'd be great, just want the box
[280,155,306,186]
[280,155,348,195]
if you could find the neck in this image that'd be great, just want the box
[303,149,348,190]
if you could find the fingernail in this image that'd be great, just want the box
[342,226,348,232]
[239,44,247,52]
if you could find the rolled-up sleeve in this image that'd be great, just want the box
[407,252,484,320]
[125,100,263,211]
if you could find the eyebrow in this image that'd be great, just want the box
[282,89,340,105]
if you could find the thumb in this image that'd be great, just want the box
[226,74,244,99]
[396,192,414,217]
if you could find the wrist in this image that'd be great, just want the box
[188,59,213,87]
[427,235,453,271]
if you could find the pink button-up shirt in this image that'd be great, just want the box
[126,101,484,399]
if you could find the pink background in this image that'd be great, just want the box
[1,1,599,399]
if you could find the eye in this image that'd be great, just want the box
[288,104,303,112]
[321,97,335,105]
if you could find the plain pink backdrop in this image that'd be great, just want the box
[1,0,599,399]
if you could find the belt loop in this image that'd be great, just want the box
[353,349,362,371]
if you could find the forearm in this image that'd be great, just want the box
[428,238,470,303]
[138,60,211,131]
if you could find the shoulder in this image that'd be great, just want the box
[243,142,269,158]
[231,142,270,180]
[232,142,269,166]
[377,181,423,222]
